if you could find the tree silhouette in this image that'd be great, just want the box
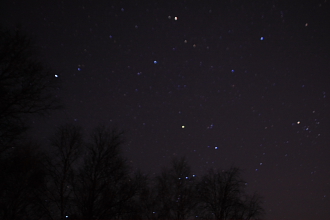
[196,167,264,220]
[125,159,265,220]
[118,171,152,219]
[0,142,47,220]
[0,26,62,220]
[44,124,83,220]
[128,172,159,220]
[0,121,266,219]
[72,125,134,219]
[154,157,197,220]
[0,26,61,153]
[237,192,265,220]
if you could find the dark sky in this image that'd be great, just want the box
[1,0,330,219]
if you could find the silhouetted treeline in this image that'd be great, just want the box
[0,27,264,220]
[0,123,264,219]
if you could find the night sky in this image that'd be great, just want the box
[1,0,330,219]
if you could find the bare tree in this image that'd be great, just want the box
[236,193,265,220]
[154,157,197,220]
[44,124,83,220]
[72,125,133,219]
[0,26,61,153]
[119,171,154,219]
[196,167,264,220]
